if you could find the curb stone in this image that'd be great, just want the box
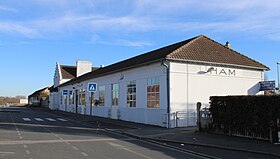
[121,132,280,158]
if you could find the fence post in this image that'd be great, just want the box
[197,102,202,131]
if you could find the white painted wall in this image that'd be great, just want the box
[53,63,61,88]
[58,62,168,127]
[50,62,74,110]
[19,99,28,105]
[49,92,59,110]
[169,62,264,127]
[57,61,265,128]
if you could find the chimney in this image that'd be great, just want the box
[225,41,231,48]
[76,60,92,77]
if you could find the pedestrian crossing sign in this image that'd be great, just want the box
[88,83,97,92]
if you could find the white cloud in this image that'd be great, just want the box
[86,35,152,47]
[1,0,280,41]
[0,6,17,12]
[0,22,39,38]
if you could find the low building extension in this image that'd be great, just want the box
[28,87,50,107]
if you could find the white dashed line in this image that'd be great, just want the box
[34,118,44,121]
[23,145,27,148]
[81,152,88,157]
[19,136,23,139]
[57,118,67,122]
[72,146,78,150]
[26,150,31,155]
[0,152,15,154]
[23,118,31,121]
[46,118,56,121]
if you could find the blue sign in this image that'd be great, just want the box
[88,83,97,92]
[62,90,68,95]
[259,81,275,91]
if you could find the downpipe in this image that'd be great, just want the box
[161,59,170,128]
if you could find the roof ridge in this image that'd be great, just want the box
[201,36,269,70]
[167,35,203,58]
[60,65,76,68]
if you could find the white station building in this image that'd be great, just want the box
[50,35,269,128]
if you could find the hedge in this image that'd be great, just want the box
[209,95,280,142]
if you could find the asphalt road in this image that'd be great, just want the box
[0,107,209,159]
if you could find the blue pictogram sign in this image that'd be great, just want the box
[88,83,97,92]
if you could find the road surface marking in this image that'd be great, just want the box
[46,118,56,121]
[23,118,31,121]
[81,152,88,157]
[57,118,67,121]
[34,118,44,121]
[19,136,23,139]
[0,152,15,154]
[72,146,78,150]
[0,138,129,145]
[26,150,30,155]
[23,145,27,148]
[107,142,154,159]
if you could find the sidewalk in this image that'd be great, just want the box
[44,108,280,158]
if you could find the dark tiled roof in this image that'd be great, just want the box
[60,65,99,79]
[60,65,76,79]
[167,35,268,69]
[60,35,268,87]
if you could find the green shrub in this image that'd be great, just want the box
[209,95,280,141]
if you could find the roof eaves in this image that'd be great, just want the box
[59,59,164,88]
[166,57,269,71]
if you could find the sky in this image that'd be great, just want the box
[0,0,280,97]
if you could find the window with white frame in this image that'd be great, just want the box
[127,81,136,107]
[112,83,119,106]
[99,86,105,106]
[78,89,86,105]
[147,76,160,108]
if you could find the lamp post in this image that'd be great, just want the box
[277,62,280,93]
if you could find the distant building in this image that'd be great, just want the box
[52,35,269,128]
[49,61,98,110]
[28,87,50,107]
[19,99,28,105]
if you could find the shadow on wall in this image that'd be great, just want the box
[247,83,260,95]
